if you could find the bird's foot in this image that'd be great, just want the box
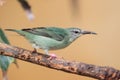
[48,54,57,60]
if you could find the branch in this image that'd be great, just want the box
[0,43,120,80]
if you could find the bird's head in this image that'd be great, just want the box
[66,28,97,42]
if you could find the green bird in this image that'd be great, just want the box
[0,28,18,80]
[5,27,96,57]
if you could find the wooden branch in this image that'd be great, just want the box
[0,43,120,80]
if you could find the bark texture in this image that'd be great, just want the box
[0,43,120,80]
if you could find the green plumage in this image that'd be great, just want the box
[6,27,96,55]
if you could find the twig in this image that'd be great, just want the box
[0,43,120,80]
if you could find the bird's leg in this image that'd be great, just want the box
[45,49,49,55]
[45,50,57,59]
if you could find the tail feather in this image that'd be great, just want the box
[5,29,25,36]
[5,29,17,32]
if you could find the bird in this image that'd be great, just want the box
[5,27,97,57]
[0,28,18,80]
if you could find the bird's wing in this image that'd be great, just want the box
[22,27,68,41]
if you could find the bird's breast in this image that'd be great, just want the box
[31,35,71,50]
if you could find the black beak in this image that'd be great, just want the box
[81,30,97,35]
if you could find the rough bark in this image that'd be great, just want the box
[0,43,120,80]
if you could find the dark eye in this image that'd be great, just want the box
[74,31,79,34]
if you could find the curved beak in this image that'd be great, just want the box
[81,30,97,35]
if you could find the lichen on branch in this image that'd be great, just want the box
[0,43,120,80]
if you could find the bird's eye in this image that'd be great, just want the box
[74,31,79,34]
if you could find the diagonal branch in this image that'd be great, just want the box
[0,42,120,80]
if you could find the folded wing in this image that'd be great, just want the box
[22,27,68,41]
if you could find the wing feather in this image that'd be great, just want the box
[22,27,67,41]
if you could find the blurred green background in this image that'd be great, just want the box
[0,0,120,80]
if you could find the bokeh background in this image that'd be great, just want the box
[0,0,120,80]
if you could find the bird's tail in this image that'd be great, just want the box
[5,29,25,36]
[5,29,18,32]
